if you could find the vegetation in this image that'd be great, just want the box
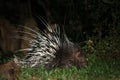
[0,0,120,80]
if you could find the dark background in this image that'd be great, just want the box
[0,0,120,61]
[0,0,120,39]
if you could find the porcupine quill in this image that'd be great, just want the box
[13,18,87,69]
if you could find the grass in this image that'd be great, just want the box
[17,53,120,80]
[19,67,86,80]
[17,62,120,80]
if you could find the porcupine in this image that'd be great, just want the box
[14,20,87,69]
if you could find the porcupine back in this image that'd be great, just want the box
[14,21,87,69]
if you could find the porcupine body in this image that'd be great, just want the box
[14,21,87,69]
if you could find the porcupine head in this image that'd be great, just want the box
[14,21,87,69]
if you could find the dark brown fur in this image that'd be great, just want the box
[46,44,87,69]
